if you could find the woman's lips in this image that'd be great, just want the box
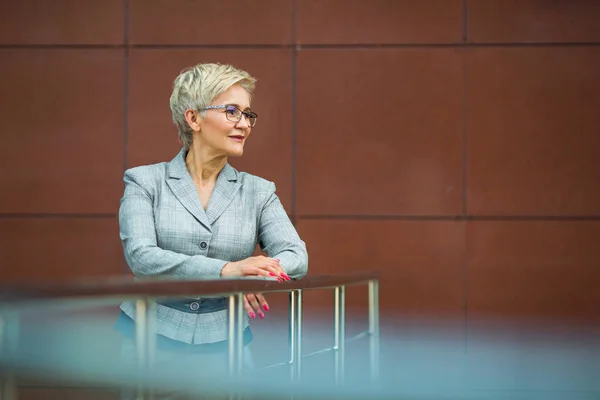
[229,135,244,142]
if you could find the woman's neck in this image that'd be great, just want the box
[185,144,227,187]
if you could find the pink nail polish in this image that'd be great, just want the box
[269,272,275,276]
[249,312,255,319]
[263,304,269,311]
[259,312,264,319]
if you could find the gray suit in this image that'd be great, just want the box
[118,148,308,344]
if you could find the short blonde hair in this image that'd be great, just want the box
[169,63,257,149]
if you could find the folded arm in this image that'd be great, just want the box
[119,171,227,278]
[258,183,309,280]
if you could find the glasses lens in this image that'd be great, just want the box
[245,113,257,127]
[224,106,242,123]
[223,105,257,127]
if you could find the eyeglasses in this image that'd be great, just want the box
[201,104,258,127]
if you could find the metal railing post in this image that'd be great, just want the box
[228,293,244,400]
[0,311,19,400]
[333,286,346,386]
[135,298,156,400]
[368,280,380,386]
[288,290,303,382]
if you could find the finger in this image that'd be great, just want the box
[253,264,284,282]
[256,259,281,271]
[243,266,284,282]
[243,295,256,319]
[267,259,290,281]
[246,293,264,319]
[255,293,270,312]
[266,259,283,271]
[280,271,291,281]
[255,256,280,267]
[244,266,272,278]
[246,262,287,282]
[270,270,286,282]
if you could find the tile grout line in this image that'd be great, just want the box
[122,0,130,275]
[0,214,116,219]
[123,0,130,174]
[295,215,600,221]
[1,214,599,221]
[462,0,469,358]
[290,0,298,225]
[1,42,600,50]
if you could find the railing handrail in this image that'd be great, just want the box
[0,270,379,303]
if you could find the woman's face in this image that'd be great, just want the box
[196,83,253,158]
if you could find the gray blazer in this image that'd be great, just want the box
[118,148,308,344]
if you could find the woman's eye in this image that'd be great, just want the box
[225,107,238,115]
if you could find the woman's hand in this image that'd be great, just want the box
[221,256,290,281]
[244,293,269,319]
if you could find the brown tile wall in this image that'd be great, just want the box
[1,0,599,395]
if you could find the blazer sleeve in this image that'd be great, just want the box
[258,182,308,279]
[118,170,228,278]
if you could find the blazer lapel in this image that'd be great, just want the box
[165,149,212,231]
[205,163,241,225]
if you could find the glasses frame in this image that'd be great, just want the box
[201,104,258,127]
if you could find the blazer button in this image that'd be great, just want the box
[190,302,200,311]
[200,241,208,249]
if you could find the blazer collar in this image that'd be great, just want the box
[166,148,241,230]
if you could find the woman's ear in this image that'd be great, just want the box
[184,109,202,132]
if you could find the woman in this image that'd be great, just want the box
[115,62,308,396]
